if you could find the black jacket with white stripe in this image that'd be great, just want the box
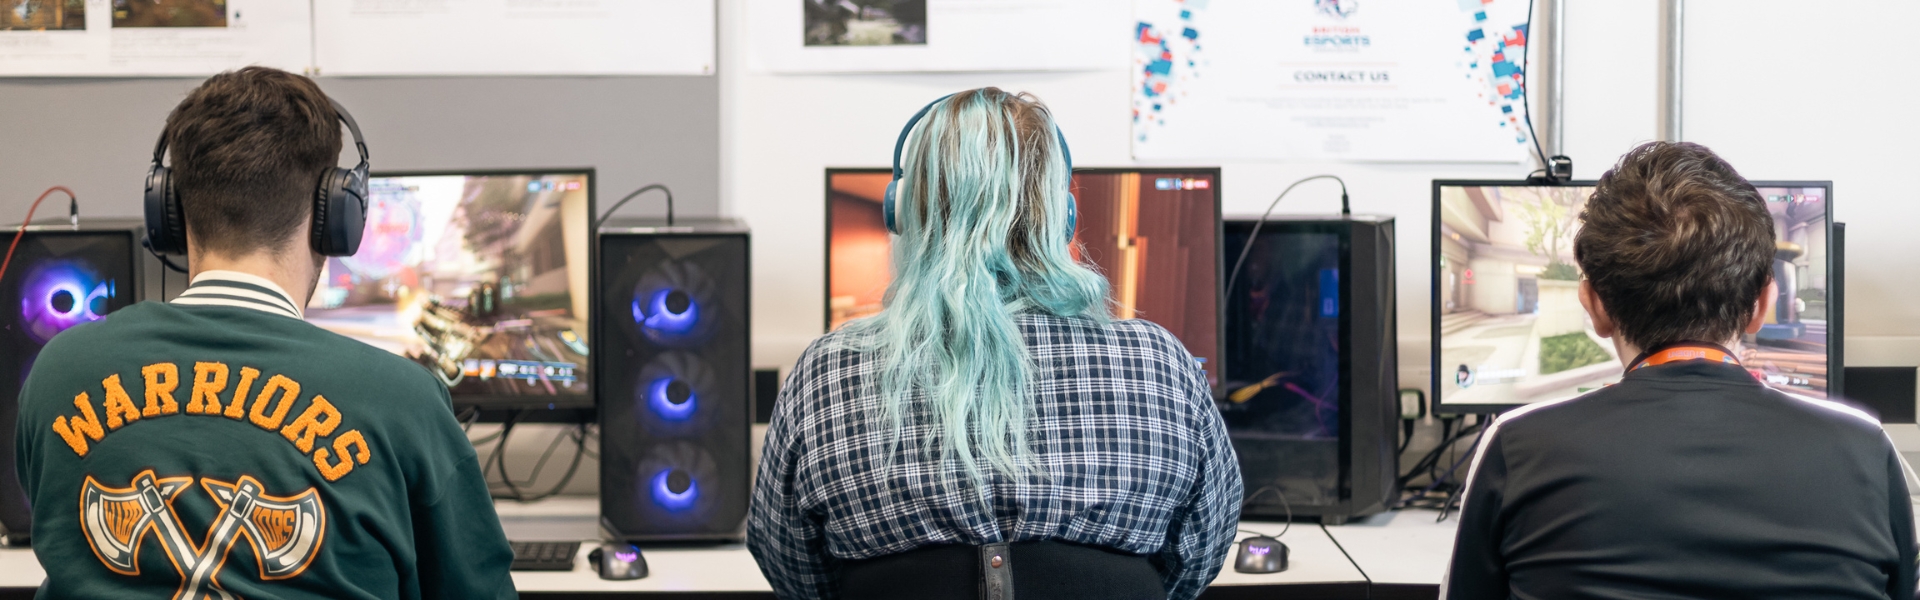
[1444,360,1918,600]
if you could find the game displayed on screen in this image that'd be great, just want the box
[306,173,593,404]
[828,169,1220,384]
[1436,183,1831,409]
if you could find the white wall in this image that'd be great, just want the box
[721,0,1662,395]
[1683,0,1920,367]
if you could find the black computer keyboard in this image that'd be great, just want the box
[510,540,581,571]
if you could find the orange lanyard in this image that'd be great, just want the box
[1627,344,1740,373]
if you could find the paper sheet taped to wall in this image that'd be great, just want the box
[311,0,714,76]
[748,0,1127,73]
[0,0,310,77]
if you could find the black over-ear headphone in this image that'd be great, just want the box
[883,93,1076,238]
[144,98,372,258]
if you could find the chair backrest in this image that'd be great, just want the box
[838,541,1168,600]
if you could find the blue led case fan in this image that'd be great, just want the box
[631,261,719,347]
[598,222,750,542]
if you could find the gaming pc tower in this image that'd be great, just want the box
[597,219,751,541]
[1221,215,1398,525]
[0,221,150,545]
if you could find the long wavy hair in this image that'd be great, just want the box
[842,88,1111,484]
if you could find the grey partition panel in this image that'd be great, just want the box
[0,76,720,221]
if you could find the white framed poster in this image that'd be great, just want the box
[1132,0,1539,162]
[313,0,715,76]
[0,0,311,77]
[749,0,1129,73]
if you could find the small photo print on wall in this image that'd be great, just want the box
[112,0,226,28]
[1,0,84,30]
[803,0,925,46]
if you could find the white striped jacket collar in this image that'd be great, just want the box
[171,270,304,320]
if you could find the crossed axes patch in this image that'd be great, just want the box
[81,470,325,599]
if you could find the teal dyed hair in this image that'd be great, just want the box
[843,88,1111,485]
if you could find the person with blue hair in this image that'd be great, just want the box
[747,88,1241,600]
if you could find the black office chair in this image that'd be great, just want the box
[839,541,1168,600]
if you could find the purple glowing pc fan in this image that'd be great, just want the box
[18,260,113,343]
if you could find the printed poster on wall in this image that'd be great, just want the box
[748,0,1129,73]
[0,0,311,77]
[1132,0,1538,162]
[313,0,715,76]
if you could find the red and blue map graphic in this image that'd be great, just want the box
[1133,0,1207,142]
[1458,0,1534,145]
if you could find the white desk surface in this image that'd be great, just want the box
[0,548,40,589]
[0,497,1404,593]
[1323,509,1459,586]
[496,497,1368,592]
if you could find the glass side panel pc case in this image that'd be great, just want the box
[1431,180,1836,414]
[306,170,596,413]
[1222,216,1398,524]
[825,168,1223,386]
[0,224,144,542]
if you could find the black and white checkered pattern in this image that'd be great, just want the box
[748,314,1242,600]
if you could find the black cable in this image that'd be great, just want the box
[486,416,591,503]
[579,424,600,459]
[1224,175,1349,299]
[505,424,576,488]
[594,183,675,229]
[505,424,590,503]
[1519,0,1551,178]
[1241,486,1293,539]
[1398,420,1483,489]
[1321,522,1372,599]
[1434,425,1492,522]
[487,410,526,500]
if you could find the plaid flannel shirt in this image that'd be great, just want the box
[748,314,1242,600]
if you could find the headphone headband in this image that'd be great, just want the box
[149,98,370,171]
[885,92,1076,237]
[144,94,371,261]
[329,98,371,171]
[889,93,1073,179]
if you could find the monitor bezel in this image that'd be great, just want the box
[822,167,1226,385]
[359,168,598,416]
[1430,179,1835,415]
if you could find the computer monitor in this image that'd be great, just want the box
[1431,180,1837,413]
[306,169,595,412]
[825,167,1223,384]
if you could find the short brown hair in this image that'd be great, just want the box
[1574,141,1775,349]
[163,66,342,256]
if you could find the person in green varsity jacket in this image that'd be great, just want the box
[14,67,517,599]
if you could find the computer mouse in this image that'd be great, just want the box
[589,543,649,580]
[1234,536,1288,574]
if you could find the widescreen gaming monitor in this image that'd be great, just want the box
[1432,180,1836,413]
[826,168,1222,384]
[306,170,595,411]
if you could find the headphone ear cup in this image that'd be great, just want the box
[143,165,187,255]
[1064,194,1077,242]
[311,167,369,257]
[883,180,900,234]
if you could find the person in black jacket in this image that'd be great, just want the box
[1443,141,1917,600]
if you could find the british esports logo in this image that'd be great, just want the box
[1316,0,1358,19]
